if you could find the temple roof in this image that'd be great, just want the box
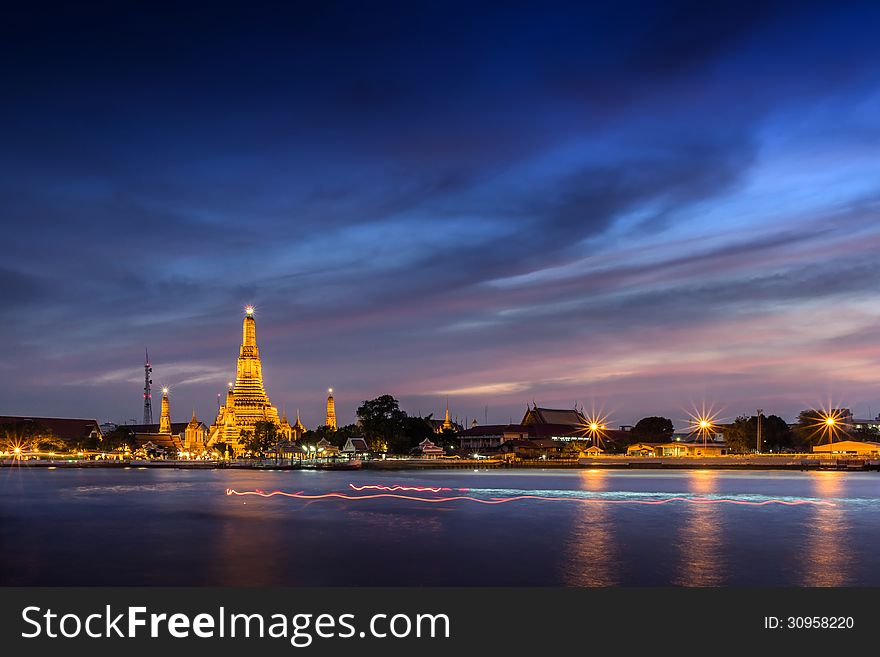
[458,423,585,438]
[521,406,588,427]
[0,416,101,442]
[343,437,369,451]
[119,422,200,434]
[133,433,182,449]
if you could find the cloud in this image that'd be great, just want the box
[2,2,880,424]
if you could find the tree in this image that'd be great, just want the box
[629,417,674,443]
[103,426,134,452]
[332,424,360,448]
[239,429,253,456]
[357,395,407,453]
[561,440,590,458]
[2,422,66,454]
[435,428,458,451]
[404,416,437,449]
[724,414,793,453]
[243,421,279,457]
[303,425,335,444]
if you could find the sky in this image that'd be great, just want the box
[2,1,880,430]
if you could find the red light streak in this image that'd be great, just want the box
[225,489,834,507]
[348,484,467,493]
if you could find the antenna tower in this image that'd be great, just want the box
[143,349,153,425]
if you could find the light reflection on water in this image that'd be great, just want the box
[1,468,878,586]
[565,470,617,586]
[674,470,725,587]
[802,472,850,586]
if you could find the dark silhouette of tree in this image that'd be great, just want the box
[357,395,407,453]
[629,417,674,443]
[243,421,279,457]
[103,426,135,452]
[724,414,792,453]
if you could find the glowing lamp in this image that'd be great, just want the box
[589,423,599,432]
[699,420,710,429]
[162,387,169,394]
[245,305,254,315]
[824,417,836,427]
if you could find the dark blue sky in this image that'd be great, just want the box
[3,1,880,429]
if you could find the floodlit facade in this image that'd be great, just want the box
[325,388,337,430]
[207,308,283,454]
[812,440,880,456]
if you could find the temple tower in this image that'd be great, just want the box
[293,409,306,440]
[325,388,337,430]
[143,349,153,424]
[159,387,172,434]
[207,307,280,453]
[442,398,453,431]
[184,409,205,452]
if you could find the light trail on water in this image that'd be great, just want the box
[348,484,469,492]
[225,488,835,507]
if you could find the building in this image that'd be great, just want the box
[315,437,340,457]
[325,388,337,430]
[184,410,207,453]
[129,388,186,455]
[119,420,207,449]
[812,440,880,456]
[278,409,306,441]
[626,442,660,457]
[458,405,599,452]
[0,416,102,446]
[99,421,118,435]
[429,401,463,434]
[498,438,561,459]
[342,436,370,457]
[119,392,211,453]
[851,417,880,432]
[656,438,728,457]
[458,424,531,450]
[416,437,445,458]
[207,307,283,454]
[158,388,172,434]
[521,404,589,428]
[136,435,181,457]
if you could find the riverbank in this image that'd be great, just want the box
[2,456,879,471]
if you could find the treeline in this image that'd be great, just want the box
[234,394,457,457]
[611,410,879,454]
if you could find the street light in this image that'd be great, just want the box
[756,408,763,454]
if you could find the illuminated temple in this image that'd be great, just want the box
[207,307,299,454]
[325,388,337,430]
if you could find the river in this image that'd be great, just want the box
[1,467,877,586]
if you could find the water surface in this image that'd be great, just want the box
[1,467,877,586]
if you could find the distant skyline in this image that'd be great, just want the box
[3,2,880,428]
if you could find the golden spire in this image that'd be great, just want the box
[159,387,172,434]
[325,387,337,430]
[293,408,306,435]
[443,397,453,430]
[205,307,280,454]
